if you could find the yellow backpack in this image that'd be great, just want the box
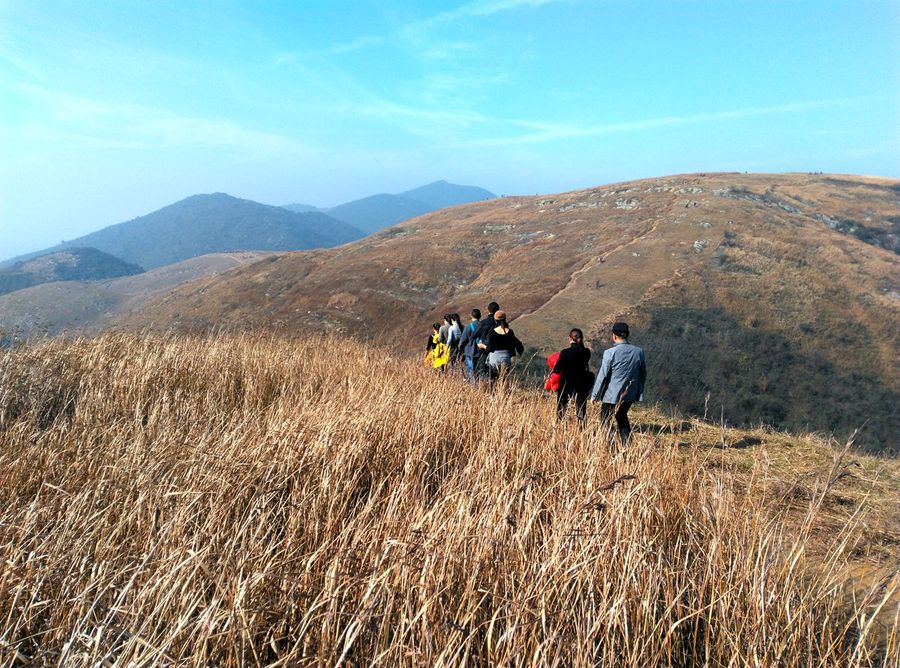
[432,341,450,369]
[425,331,450,369]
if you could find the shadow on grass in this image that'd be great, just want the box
[639,421,694,435]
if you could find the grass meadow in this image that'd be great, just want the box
[0,333,897,666]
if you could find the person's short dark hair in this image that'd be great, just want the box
[471,308,481,320]
[612,322,630,338]
[570,328,584,340]
[433,322,441,330]
[443,313,452,323]
[488,301,500,314]
[451,313,460,323]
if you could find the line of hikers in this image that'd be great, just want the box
[425,301,647,442]
[425,302,523,384]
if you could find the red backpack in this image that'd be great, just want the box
[544,352,561,391]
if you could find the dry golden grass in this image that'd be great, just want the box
[0,333,897,666]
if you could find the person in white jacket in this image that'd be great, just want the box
[447,313,463,368]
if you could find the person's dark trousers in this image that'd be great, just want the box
[556,388,588,423]
[488,362,510,389]
[557,375,593,424]
[473,351,490,379]
[600,401,633,443]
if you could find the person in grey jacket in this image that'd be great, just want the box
[438,314,452,344]
[590,322,646,444]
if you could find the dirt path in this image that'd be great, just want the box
[512,190,724,348]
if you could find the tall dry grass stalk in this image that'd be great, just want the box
[0,333,896,666]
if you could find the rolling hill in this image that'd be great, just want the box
[323,194,433,235]
[282,180,497,234]
[0,251,272,339]
[2,193,364,270]
[0,247,143,297]
[118,173,899,450]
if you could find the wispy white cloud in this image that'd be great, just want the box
[10,124,148,151]
[418,0,561,28]
[269,50,490,138]
[0,52,46,80]
[274,35,386,63]
[7,83,315,158]
[325,35,386,55]
[399,0,556,60]
[804,128,859,137]
[271,0,559,64]
[418,40,477,61]
[384,0,556,126]
[270,1,547,131]
[136,117,312,155]
[350,98,487,129]
[462,97,884,148]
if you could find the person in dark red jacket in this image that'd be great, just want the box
[552,328,594,423]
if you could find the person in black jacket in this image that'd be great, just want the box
[472,301,500,378]
[478,310,524,385]
[553,328,594,423]
[425,323,440,352]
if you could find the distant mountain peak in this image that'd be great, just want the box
[399,181,496,210]
[182,192,235,202]
[298,180,496,234]
[3,193,365,270]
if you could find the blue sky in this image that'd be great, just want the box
[1,0,898,258]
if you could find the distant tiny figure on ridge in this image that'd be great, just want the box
[552,328,595,424]
[590,322,646,444]
[478,310,524,385]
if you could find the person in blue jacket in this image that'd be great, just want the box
[590,322,646,444]
[457,308,482,380]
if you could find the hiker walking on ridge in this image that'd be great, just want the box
[438,314,452,345]
[590,322,646,444]
[473,301,501,378]
[425,323,440,354]
[458,308,482,380]
[553,328,595,424]
[425,322,450,370]
[447,313,463,368]
[478,310,524,385]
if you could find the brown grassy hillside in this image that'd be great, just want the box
[118,173,900,450]
[0,334,897,666]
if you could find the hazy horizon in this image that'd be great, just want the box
[2,0,898,259]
